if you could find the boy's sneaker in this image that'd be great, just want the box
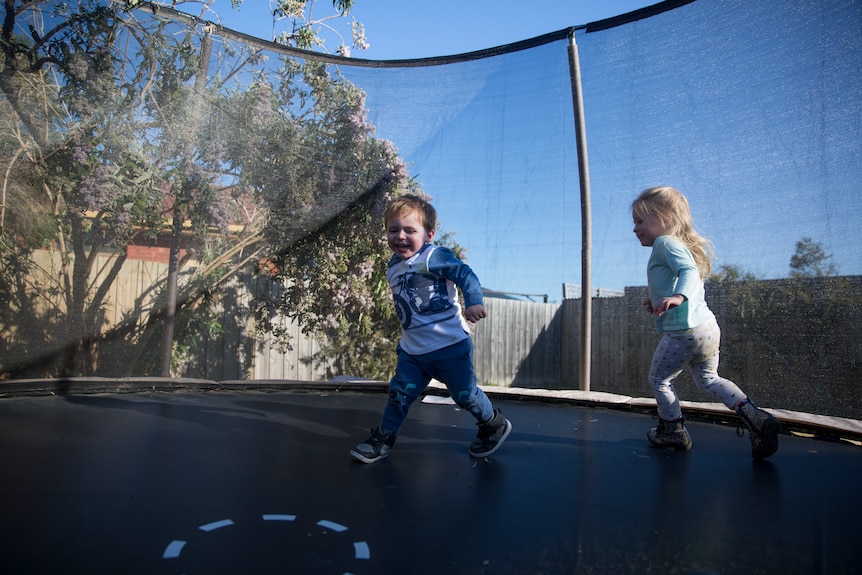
[647,417,693,451]
[469,408,512,457]
[350,428,396,464]
[736,399,780,460]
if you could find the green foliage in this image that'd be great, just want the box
[709,264,758,284]
[252,131,417,379]
[0,0,393,378]
[265,193,403,380]
[0,0,177,375]
[266,0,365,55]
[789,237,838,278]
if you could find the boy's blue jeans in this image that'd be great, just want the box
[379,337,494,434]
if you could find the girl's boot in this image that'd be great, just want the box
[736,399,780,460]
[647,417,692,451]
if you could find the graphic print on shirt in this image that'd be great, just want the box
[394,271,453,330]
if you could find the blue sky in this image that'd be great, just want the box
[211,0,659,59]
[198,1,661,300]
[193,0,861,300]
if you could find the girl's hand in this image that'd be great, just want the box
[464,304,487,323]
[643,298,654,314]
[653,294,685,316]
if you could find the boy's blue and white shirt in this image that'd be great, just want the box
[387,243,484,355]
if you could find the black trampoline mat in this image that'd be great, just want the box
[1,387,859,574]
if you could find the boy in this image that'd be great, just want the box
[350,194,512,463]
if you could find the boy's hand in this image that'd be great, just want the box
[464,304,487,323]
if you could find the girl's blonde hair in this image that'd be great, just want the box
[632,186,714,278]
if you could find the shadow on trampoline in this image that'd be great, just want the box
[0,381,859,574]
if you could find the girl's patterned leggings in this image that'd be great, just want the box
[649,318,747,421]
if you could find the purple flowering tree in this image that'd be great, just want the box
[0,0,369,376]
[0,0,419,379]
[0,1,168,375]
[214,57,417,379]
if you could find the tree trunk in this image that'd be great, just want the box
[158,31,213,376]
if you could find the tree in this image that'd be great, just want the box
[232,64,416,379]
[789,237,838,278]
[0,0,390,377]
[1,1,171,375]
[709,264,757,283]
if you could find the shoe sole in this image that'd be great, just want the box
[647,438,693,451]
[647,430,692,451]
[654,441,692,451]
[469,419,512,458]
[350,449,389,464]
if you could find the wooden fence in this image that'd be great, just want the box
[131,269,862,420]
[7,251,861,419]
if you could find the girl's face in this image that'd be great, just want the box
[387,210,435,260]
[632,210,666,247]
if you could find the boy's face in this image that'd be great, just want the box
[387,210,435,260]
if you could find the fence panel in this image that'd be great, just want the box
[10,251,862,418]
[472,298,563,388]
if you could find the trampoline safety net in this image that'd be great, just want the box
[0,0,859,420]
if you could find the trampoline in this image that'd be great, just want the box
[3,3,860,573]
[1,380,860,575]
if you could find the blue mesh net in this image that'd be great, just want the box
[2,0,860,416]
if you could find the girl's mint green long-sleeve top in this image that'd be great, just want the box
[647,235,715,333]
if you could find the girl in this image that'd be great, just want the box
[632,186,779,459]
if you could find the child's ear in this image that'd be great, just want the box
[426,228,436,242]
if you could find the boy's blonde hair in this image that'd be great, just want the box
[384,194,437,231]
[632,186,714,278]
